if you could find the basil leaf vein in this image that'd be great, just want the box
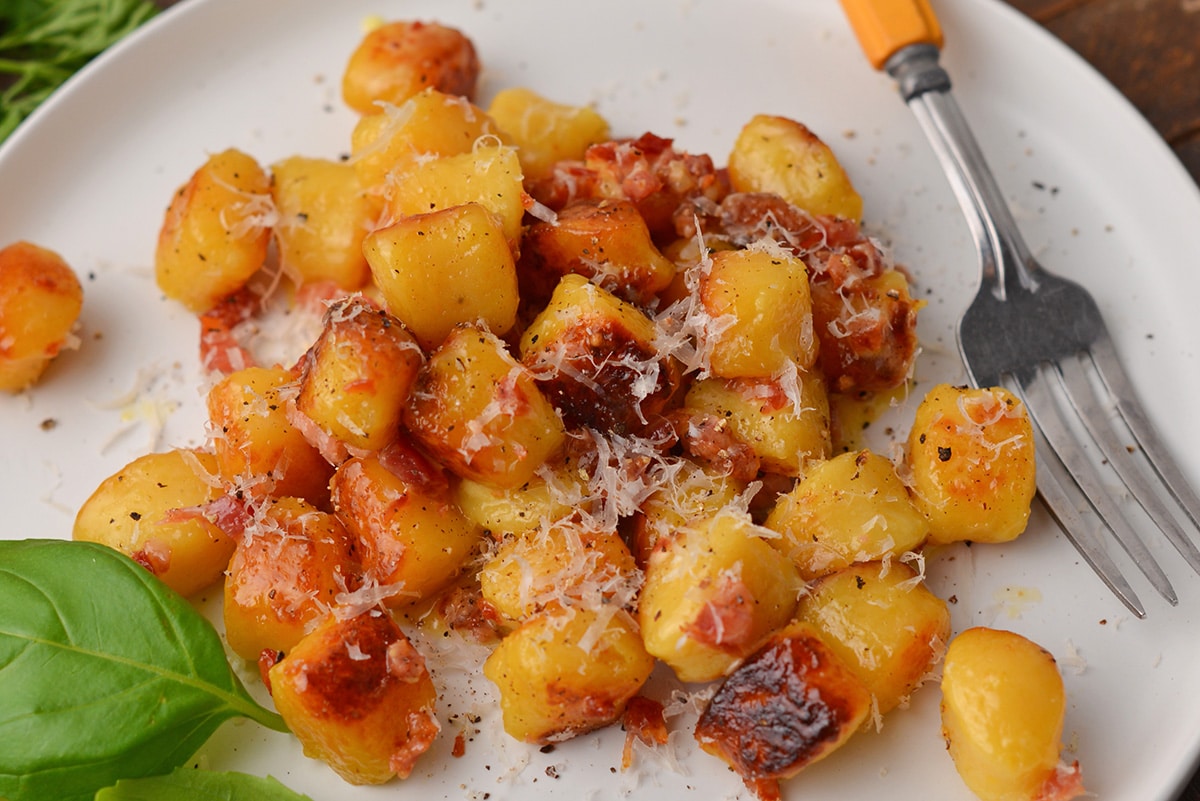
[0,539,287,801]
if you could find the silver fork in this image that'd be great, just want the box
[842,3,1200,616]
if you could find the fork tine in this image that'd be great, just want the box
[1056,346,1200,576]
[1016,367,1178,606]
[1088,332,1200,533]
[1026,421,1147,617]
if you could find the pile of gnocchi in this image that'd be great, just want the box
[8,16,1088,801]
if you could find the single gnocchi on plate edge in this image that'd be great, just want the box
[43,14,1080,801]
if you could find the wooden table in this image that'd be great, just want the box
[1006,0,1200,190]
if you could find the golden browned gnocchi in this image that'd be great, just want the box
[764,449,930,579]
[73,449,232,597]
[64,14,1087,797]
[794,561,950,716]
[329,442,483,604]
[695,620,873,798]
[379,143,526,249]
[483,604,654,744]
[341,20,480,114]
[154,148,272,313]
[223,496,361,660]
[906,383,1037,544]
[363,203,520,349]
[269,609,440,784]
[638,510,802,683]
[518,198,677,305]
[293,296,424,455]
[0,240,83,392]
[487,87,610,181]
[403,324,566,488]
[206,365,334,506]
[728,114,864,221]
[270,155,374,290]
[349,89,502,206]
[698,245,817,378]
[682,372,831,478]
[478,523,638,625]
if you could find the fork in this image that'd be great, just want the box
[840,0,1200,617]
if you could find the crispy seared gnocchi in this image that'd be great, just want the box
[206,365,334,506]
[404,324,566,488]
[330,441,483,604]
[695,620,873,797]
[269,609,440,784]
[223,496,361,660]
[342,20,480,114]
[294,296,424,456]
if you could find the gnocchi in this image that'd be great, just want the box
[0,240,83,392]
[56,14,1060,797]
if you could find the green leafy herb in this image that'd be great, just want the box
[0,539,288,801]
[0,0,160,143]
[95,767,314,800]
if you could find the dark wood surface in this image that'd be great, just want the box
[1005,0,1200,189]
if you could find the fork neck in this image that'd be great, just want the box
[886,44,1037,299]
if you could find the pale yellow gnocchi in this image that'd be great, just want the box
[941,627,1085,801]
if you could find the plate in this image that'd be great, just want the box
[3,0,1200,799]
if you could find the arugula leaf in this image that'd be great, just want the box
[0,0,159,142]
[0,539,288,801]
[95,768,314,800]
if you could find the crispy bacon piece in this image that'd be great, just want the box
[198,287,259,375]
[434,583,502,644]
[526,317,681,435]
[528,133,730,241]
[621,695,669,770]
[706,192,919,393]
[669,408,761,483]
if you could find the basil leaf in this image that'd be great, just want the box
[0,539,287,801]
[95,768,314,801]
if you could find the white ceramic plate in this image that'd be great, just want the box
[4,0,1200,799]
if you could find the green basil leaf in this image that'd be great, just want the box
[0,539,287,801]
[95,768,314,801]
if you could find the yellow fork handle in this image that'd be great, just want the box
[839,0,945,70]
